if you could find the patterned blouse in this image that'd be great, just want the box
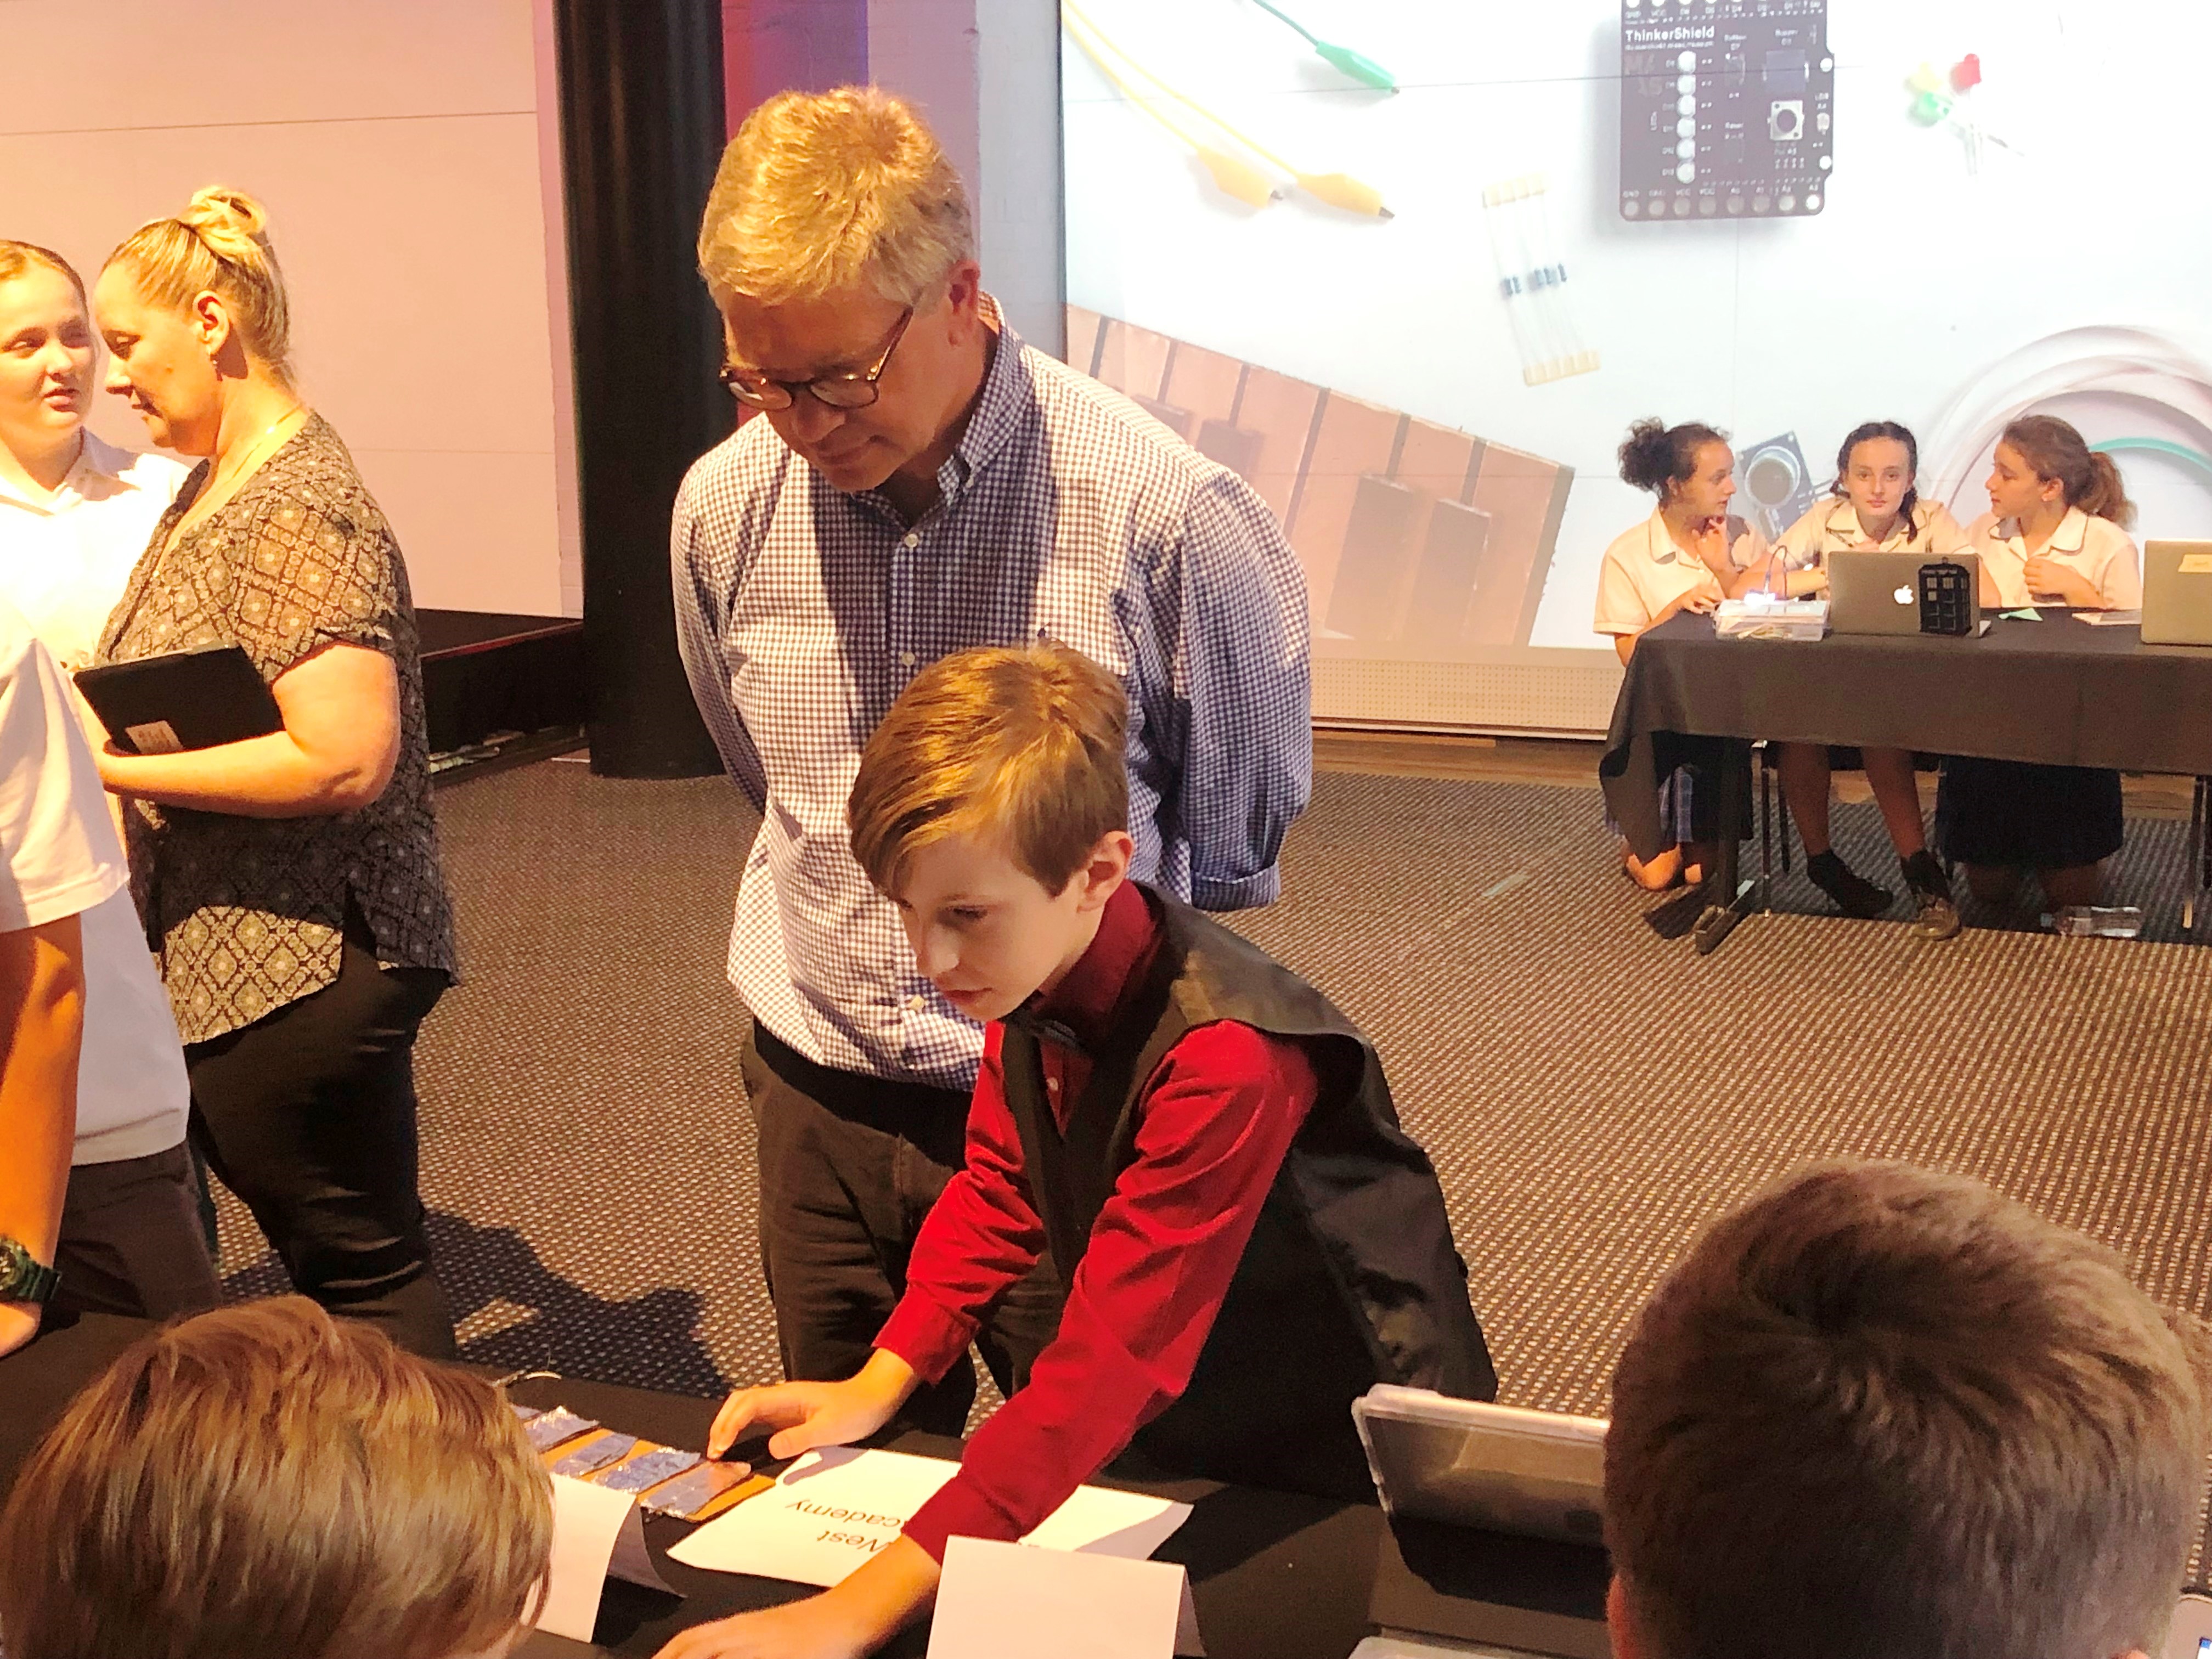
[94,414,458,1044]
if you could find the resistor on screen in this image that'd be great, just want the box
[1482,174,1599,386]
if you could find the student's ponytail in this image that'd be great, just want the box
[2078,450,2133,527]
[2001,414,2136,528]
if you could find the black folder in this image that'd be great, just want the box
[75,645,283,755]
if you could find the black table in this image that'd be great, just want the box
[0,1317,1611,1659]
[1599,612,2212,952]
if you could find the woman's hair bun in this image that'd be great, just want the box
[179,188,273,257]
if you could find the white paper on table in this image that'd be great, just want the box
[538,1473,679,1642]
[667,1448,1192,1589]
[927,1534,1205,1659]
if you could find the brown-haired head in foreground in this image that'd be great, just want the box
[0,1296,552,1659]
[0,240,87,304]
[849,642,1128,898]
[1606,1161,2207,1659]
[2002,412,2135,528]
[698,85,973,308]
[104,186,294,382]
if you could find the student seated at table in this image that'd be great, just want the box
[0,1297,552,1659]
[1765,420,1967,938]
[1605,1161,2206,1659]
[657,643,1497,1659]
[1939,413,2142,909]
[1595,419,1769,891]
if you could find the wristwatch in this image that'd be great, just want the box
[0,1234,60,1305]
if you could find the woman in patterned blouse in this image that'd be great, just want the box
[87,188,460,1357]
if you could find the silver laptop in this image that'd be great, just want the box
[2141,540,2212,646]
[1828,550,1982,636]
[1354,1385,1607,1546]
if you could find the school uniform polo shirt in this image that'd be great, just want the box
[1773,495,1971,568]
[0,600,188,1165]
[1592,509,1768,637]
[1966,506,2141,610]
[0,431,185,666]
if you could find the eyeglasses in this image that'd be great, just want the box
[718,307,915,411]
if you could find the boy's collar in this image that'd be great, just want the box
[1009,881,1158,1053]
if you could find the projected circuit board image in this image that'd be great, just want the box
[1620,0,1833,220]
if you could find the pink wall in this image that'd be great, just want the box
[2,0,579,617]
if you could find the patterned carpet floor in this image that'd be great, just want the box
[215,755,2212,1446]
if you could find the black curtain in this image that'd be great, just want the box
[553,0,729,778]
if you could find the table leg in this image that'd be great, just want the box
[1694,739,1763,955]
[2190,778,2209,935]
[1758,744,1774,913]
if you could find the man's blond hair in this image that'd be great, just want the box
[1606,1161,2209,1659]
[849,644,1128,898]
[0,1297,552,1659]
[698,86,973,307]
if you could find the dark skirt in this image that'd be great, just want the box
[1620,733,1752,846]
[1935,757,2124,870]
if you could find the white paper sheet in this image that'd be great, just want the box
[667,1448,1192,1588]
[538,1473,679,1642]
[928,1535,1197,1659]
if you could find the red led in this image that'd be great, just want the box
[1950,53,1983,92]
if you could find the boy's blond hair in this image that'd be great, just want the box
[0,1296,552,1659]
[849,643,1128,897]
[697,86,973,307]
[1606,1161,2209,1659]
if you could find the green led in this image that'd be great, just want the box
[1315,40,1396,92]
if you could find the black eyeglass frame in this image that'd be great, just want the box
[718,307,916,411]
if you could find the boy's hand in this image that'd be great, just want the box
[0,1301,41,1359]
[648,1589,879,1659]
[707,1350,919,1461]
[651,1537,940,1659]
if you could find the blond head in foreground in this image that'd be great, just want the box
[0,1296,552,1659]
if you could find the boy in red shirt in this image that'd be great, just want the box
[661,644,1493,1659]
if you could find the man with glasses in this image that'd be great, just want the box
[672,87,1311,1436]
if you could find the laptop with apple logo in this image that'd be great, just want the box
[1828,550,1983,637]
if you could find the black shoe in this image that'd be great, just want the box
[1901,851,1962,941]
[1806,850,1893,919]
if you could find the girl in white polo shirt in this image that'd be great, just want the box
[1594,419,1769,890]
[1764,421,1968,938]
[0,242,185,667]
[1939,414,2140,908]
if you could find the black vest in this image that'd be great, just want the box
[1001,889,1497,1502]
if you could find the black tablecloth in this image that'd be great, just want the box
[0,1320,1610,1659]
[496,1372,1383,1659]
[1600,613,2212,860]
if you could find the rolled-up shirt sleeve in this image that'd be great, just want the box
[670,466,768,812]
[1158,473,1312,912]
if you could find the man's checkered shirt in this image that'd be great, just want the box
[672,314,1313,1090]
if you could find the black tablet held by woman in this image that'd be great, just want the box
[75,645,282,754]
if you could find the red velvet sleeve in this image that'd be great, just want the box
[898,1023,1318,1560]
[873,1024,1050,1385]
